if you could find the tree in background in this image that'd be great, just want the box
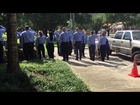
[7,13,21,73]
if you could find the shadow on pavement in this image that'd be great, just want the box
[80,60,98,65]
[97,62,117,67]
[118,55,131,61]
[108,57,123,62]
[68,60,92,67]
[111,53,119,56]
[105,60,127,66]
[110,53,131,62]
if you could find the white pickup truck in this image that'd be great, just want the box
[108,30,140,64]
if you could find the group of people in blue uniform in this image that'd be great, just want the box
[0,25,55,63]
[0,24,110,64]
[54,27,110,62]
[19,25,55,60]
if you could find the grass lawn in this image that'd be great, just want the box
[0,59,91,92]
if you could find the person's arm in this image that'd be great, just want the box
[59,33,63,45]
[0,25,6,33]
[30,29,37,35]
[20,33,24,47]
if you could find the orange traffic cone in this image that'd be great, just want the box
[128,57,140,77]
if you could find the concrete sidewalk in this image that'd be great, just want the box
[54,48,140,92]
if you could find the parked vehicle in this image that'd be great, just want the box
[107,30,140,64]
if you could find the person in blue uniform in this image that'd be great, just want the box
[36,30,46,59]
[0,25,6,64]
[88,31,98,61]
[81,30,87,58]
[67,29,73,56]
[20,25,35,60]
[105,36,110,60]
[29,27,37,36]
[46,30,54,59]
[17,27,22,38]
[59,27,70,61]
[73,27,83,60]
[98,31,107,61]
[54,29,62,56]
[97,33,102,58]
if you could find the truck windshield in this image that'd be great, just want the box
[132,32,140,40]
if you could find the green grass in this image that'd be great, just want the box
[0,59,91,92]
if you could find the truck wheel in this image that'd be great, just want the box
[132,51,140,65]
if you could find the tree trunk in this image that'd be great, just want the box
[7,13,21,73]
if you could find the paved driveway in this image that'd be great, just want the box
[54,48,140,92]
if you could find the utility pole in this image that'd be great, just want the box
[72,13,75,32]
[70,13,72,29]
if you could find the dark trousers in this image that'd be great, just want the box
[46,43,54,59]
[82,43,86,57]
[57,41,60,55]
[100,45,106,61]
[37,44,45,59]
[68,41,72,55]
[75,41,82,60]
[0,41,4,63]
[89,45,95,60]
[61,42,69,61]
[106,48,110,59]
[74,44,76,54]
[59,44,62,56]
[23,42,34,60]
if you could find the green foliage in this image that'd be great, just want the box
[0,60,91,92]
[91,13,105,31]
[1,13,140,35]
[136,14,140,27]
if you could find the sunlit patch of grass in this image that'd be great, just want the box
[0,59,91,92]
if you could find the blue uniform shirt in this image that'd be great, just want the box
[17,31,22,38]
[29,29,37,35]
[46,36,54,45]
[67,30,73,42]
[82,35,87,44]
[88,34,98,46]
[0,25,6,41]
[73,31,83,43]
[69,33,73,42]
[59,31,70,43]
[20,30,35,46]
[54,31,60,41]
[99,36,107,47]
[36,36,45,47]
[106,38,110,49]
